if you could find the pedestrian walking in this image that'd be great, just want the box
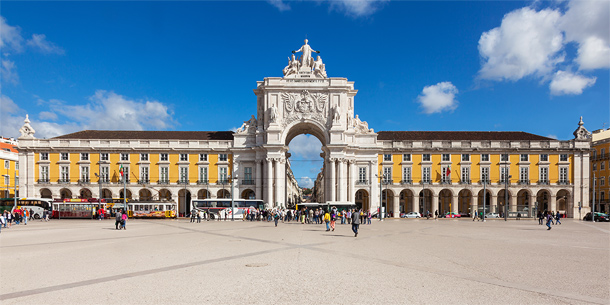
[473,211,478,221]
[197,210,202,223]
[555,211,561,225]
[324,210,331,231]
[352,208,361,237]
[330,210,337,231]
[367,210,372,225]
[546,212,552,230]
[115,210,122,230]
[434,210,438,220]
[121,210,128,230]
[274,211,280,227]
[537,211,543,225]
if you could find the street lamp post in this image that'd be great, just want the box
[592,174,596,220]
[482,177,486,222]
[13,171,17,209]
[503,153,510,222]
[376,172,384,221]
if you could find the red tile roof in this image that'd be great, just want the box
[52,130,234,141]
[377,131,554,141]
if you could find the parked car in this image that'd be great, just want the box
[445,212,461,218]
[402,212,421,218]
[583,212,610,222]
[485,213,500,218]
[458,212,470,218]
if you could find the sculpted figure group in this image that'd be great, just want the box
[283,39,327,78]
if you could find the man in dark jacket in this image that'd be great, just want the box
[351,209,361,237]
[115,210,122,230]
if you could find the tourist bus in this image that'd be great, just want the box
[1,197,53,219]
[127,200,177,218]
[192,199,264,219]
[52,198,106,219]
[325,201,358,213]
[295,202,324,210]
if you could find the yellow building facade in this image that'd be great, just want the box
[591,128,610,213]
[1,137,20,198]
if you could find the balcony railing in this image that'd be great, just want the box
[591,153,610,161]
[78,178,91,185]
[217,179,230,185]
[382,179,393,184]
[420,180,431,185]
[178,179,190,185]
[197,179,209,185]
[117,179,130,184]
[558,180,570,185]
[479,179,491,185]
[356,180,369,185]
[138,179,150,184]
[518,179,530,185]
[499,179,511,185]
[441,179,452,185]
[459,179,471,185]
[241,179,255,185]
[98,178,110,183]
[537,180,549,185]
[400,179,412,185]
[158,179,170,185]
[37,178,50,184]
[58,178,70,184]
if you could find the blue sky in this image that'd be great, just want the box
[1,0,608,188]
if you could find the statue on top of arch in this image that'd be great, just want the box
[283,39,327,78]
[236,115,258,134]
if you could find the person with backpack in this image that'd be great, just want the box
[555,211,561,225]
[330,209,337,231]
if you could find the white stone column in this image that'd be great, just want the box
[338,159,347,202]
[550,193,557,212]
[266,158,273,206]
[472,195,479,215]
[275,158,282,207]
[255,160,262,200]
[452,195,459,213]
[329,158,336,202]
[413,194,420,214]
[349,160,356,202]
[432,194,439,217]
[370,161,378,213]
[393,194,400,218]
[510,192,517,212]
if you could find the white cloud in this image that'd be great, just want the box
[549,71,596,96]
[288,134,322,159]
[299,176,314,188]
[0,90,176,139]
[478,7,564,81]
[267,0,387,17]
[26,34,65,55]
[38,111,58,120]
[0,16,23,52]
[267,0,291,11]
[574,36,610,70]
[1,60,19,85]
[329,0,389,17]
[546,134,558,140]
[0,95,24,138]
[560,0,610,70]
[417,82,458,114]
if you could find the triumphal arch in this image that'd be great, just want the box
[233,39,381,207]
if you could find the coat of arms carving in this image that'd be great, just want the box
[281,90,327,127]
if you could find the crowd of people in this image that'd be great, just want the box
[188,206,372,237]
[0,207,51,233]
[537,210,562,230]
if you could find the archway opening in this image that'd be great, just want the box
[400,189,414,215]
[458,189,471,215]
[198,189,210,199]
[79,188,92,199]
[139,189,152,201]
[536,190,550,213]
[419,189,433,216]
[178,189,191,216]
[556,189,570,214]
[40,188,52,199]
[477,189,492,214]
[241,189,255,199]
[119,189,132,200]
[355,189,369,210]
[218,189,230,199]
[286,132,324,205]
[439,189,453,215]
[159,189,172,201]
[382,189,395,217]
[101,188,112,200]
[60,188,72,199]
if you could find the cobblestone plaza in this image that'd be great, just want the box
[1,218,608,304]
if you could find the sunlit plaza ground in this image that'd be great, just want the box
[1,217,608,304]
